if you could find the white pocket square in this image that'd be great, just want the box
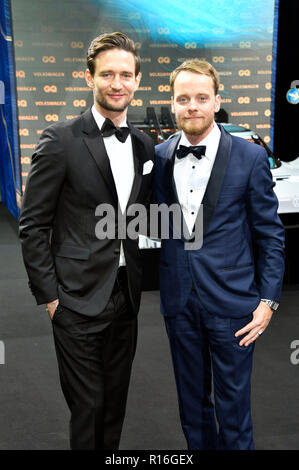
[142,160,153,175]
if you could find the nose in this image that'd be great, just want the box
[111,75,122,90]
[188,98,199,112]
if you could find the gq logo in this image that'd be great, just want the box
[185,42,197,49]
[0,80,4,104]
[18,99,27,107]
[45,114,59,122]
[158,57,170,64]
[72,71,85,79]
[158,85,170,92]
[44,85,57,93]
[286,80,299,105]
[73,99,86,107]
[19,128,29,136]
[238,96,250,104]
[238,69,251,77]
[16,70,25,78]
[42,56,56,63]
[239,41,251,48]
[212,56,224,63]
[21,157,31,164]
[158,27,170,34]
[130,99,143,107]
[71,42,84,48]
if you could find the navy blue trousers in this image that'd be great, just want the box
[164,288,255,450]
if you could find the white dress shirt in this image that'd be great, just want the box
[174,123,221,235]
[92,105,135,266]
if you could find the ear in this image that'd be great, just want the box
[85,69,94,89]
[214,94,221,113]
[134,72,142,91]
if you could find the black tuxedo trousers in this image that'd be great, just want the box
[51,267,137,450]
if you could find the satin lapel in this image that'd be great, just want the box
[199,125,232,236]
[164,133,191,239]
[165,133,181,206]
[81,109,118,203]
[126,125,144,208]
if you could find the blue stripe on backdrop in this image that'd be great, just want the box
[270,0,279,153]
[0,0,21,219]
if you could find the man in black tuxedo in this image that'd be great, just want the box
[19,32,154,450]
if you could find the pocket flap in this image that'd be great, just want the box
[52,244,90,260]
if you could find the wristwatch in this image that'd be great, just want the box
[261,299,279,311]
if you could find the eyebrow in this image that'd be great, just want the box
[176,93,209,98]
[98,69,134,75]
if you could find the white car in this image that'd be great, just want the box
[222,124,299,221]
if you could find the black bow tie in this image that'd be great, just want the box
[176,145,206,160]
[101,118,130,143]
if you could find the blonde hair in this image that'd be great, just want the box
[170,59,220,95]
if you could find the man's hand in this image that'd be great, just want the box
[235,301,274,347]
[46,299,59,320]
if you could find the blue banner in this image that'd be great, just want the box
[0,0,21,219]
[270,0,279,152]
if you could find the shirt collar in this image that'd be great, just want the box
[179,122,221,161]
[91,104,128,131]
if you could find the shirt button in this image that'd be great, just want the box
[190,189,193,193]
[192,166,195,169]
[191,211,194,215]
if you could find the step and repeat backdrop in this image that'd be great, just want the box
[11,0,275,193]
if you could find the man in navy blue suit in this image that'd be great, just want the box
[154,59,285,450]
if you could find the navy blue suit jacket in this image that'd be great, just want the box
[154,125,285,318]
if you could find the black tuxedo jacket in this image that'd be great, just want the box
[19,108,154,316]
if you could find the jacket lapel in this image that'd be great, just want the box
[126,124,145,209]
[164,133,192,239]
[81,109,118,203]
[199,124,232,236]
[165,133,181,206]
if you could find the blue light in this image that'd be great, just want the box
[92,0,274,45]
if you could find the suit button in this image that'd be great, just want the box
[114,248,120,255]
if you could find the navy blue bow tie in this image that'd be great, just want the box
[101,118,130,143]
[176,145,206,160]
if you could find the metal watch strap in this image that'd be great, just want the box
[261,299,279,311]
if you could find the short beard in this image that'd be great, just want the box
[95,95,130,113]
[178,117,213,138]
